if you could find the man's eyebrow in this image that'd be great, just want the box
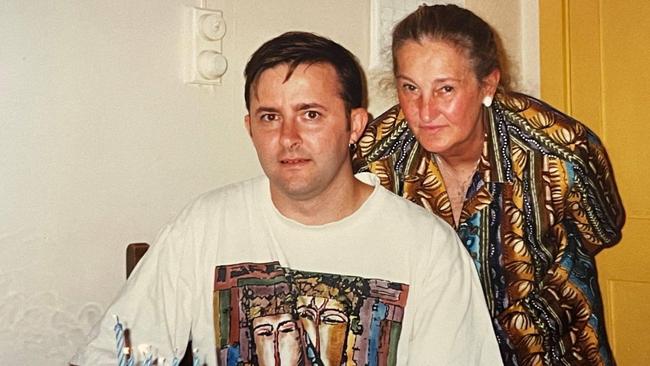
[296,103,326,111]
[253,106,279,115]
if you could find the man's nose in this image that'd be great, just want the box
[280,119,301,149]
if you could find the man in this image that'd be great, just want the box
[71,31,501,365]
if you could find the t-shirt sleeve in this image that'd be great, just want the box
[70,208,197,365]
[407,219,503,365]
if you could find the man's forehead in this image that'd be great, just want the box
[249,62,343,106]
[254,61,331,87]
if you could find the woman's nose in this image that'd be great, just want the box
[418,96,438,123]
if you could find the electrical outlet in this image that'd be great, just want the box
[187,6,227,85]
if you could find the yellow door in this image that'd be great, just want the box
[540,1,650,364]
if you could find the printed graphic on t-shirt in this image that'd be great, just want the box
[213,261,409,366]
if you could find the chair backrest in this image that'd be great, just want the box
[126,242,150,278]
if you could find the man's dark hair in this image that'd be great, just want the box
[244,31,366,113]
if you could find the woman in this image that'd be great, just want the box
[354,4,624,366]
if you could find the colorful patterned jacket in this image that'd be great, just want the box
[353,92,625,366]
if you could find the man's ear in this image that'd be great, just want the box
[244,114,252,137]
[349,108,369,144]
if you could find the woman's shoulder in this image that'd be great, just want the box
[354,104,417,172]
[497,92,584,131]
[358,104,406,148]
[496,92,603,157]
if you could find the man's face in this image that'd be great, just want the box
[245,62,366,205]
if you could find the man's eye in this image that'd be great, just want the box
[305,111,320,119]
[260,114,277,122]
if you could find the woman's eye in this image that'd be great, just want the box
[441,85,454,93]
[402,83,417,92]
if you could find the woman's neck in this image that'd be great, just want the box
[435,107,486,172]
[433,110,486,226]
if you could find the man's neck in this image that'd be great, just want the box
[270,176,374,226]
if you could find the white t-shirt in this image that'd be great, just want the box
[72,173,502,365]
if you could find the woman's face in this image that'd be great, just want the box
[394,38,498,159]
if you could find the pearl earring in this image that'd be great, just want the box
[482,95,493,107]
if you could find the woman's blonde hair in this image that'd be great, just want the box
[392,4,510,90]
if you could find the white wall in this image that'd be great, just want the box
[0,1,534,363]
[467,0,540,95]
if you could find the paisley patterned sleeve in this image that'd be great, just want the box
[505,92,625,254]
[352,105,405,194]
[564,127,625,253]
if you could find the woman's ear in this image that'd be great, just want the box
[482,68,501,97]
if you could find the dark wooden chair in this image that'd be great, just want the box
[125,242,150,278]
[126,243,193,365]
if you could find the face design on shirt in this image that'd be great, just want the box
[213,262,410,366]
[252,313,304,366]
[244,62,367,206]
[297,296,350,366]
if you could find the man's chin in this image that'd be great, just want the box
[272,180,320,201]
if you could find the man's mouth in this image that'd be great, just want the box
[281,158,310,164]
